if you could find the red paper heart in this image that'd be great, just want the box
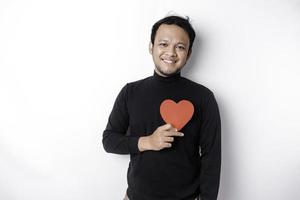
[160,99,194,131]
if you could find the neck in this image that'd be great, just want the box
[152,69,181,83]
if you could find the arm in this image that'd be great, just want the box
[198,93,222,200]
[102,84,185,154]
[102,84,141,155]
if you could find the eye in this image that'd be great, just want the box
[177,45,186,50]
[159,43,167,47]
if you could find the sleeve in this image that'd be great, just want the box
[102,83,141,155]
[198,92,222,200]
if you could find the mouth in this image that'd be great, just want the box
[161,59,177,64]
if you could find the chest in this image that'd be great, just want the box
[127,93,203,144]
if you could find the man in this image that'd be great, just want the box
[102,15,221,200]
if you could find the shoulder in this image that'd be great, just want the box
[123,76,152,92]
[127,76,151,86]
[181,77,214,98]
[181,77,220,112]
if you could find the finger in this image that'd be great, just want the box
[164,136,174,142]
[164,142,172,148]
[170,127,178,132]
[160,123,175,131]
[164,131,184,137]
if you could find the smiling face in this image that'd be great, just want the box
[149,24,192,77]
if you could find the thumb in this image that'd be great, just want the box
[161,123,176,131]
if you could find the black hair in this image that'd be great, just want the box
[151,15,196,53]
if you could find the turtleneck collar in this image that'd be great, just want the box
[152,69,182,83]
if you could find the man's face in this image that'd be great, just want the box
[149,24,191,77]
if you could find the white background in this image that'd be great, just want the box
[1,0,300,199]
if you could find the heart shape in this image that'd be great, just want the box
[160,99,194,131]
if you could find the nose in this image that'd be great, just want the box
[165,46,177,57]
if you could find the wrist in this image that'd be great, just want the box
[138,136,152,152]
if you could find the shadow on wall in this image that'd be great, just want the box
[216,99,235,200]
[280,163,300,200]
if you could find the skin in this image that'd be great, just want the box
[149,24,192,77]
[138,24,192,152]
[138,124,184,151]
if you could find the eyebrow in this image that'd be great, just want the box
[158,39,188,46]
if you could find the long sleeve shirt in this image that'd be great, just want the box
[102,70,221,200]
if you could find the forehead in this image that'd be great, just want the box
[155,24,190,44]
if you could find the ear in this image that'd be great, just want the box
[149,42,153,55]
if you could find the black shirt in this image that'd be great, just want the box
[102,70,221,200]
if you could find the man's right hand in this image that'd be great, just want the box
[138,123,184,152]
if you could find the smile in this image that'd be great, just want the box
[162,59,176,64]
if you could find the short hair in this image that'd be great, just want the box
[151,15,196,53]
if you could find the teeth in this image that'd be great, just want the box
[163,59,175,63]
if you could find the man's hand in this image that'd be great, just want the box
[138,123,184,152]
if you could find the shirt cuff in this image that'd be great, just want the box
[128,136,141,154]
